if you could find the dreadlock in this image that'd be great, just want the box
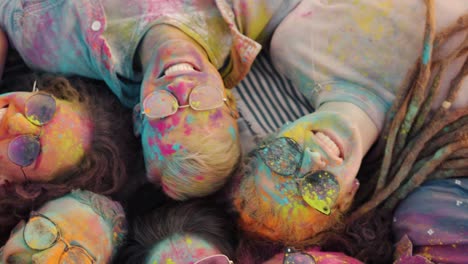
[350,0,468,221]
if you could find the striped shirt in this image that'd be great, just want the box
[233,52,314,153]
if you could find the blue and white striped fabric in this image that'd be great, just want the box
[233,51,314,152]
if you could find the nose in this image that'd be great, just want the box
[7,113,41,136]
[299,148,326,176]
[167,80,196,106]
[31,242,64,264]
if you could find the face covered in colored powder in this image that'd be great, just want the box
[0,92,93,185]
[1,194,113,264]
[146,234,231,264]
[235,111,364,242]
[136,35,238,197]
[263,247,363,264]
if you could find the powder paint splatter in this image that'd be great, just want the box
[301,170,339,215]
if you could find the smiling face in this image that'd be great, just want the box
[138,34,239,199]
[234,111,365,242]
[1,195,112,264]
[146,234,222,264]
[0,92,93,185]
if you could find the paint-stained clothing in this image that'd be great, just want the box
[0,0,300,108]
[393,179,468,264]
[270,0,468,132]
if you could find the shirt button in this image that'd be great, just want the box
[91,21,102,31]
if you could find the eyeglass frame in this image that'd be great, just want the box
[7,82,57,182]
[138,87,238,121]
[193,254,234,264]
[23,211,96,263]
[251,137,340,215]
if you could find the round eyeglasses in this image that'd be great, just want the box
[23,211,96,264]
[142,86,227,120]
[194,254,234,264]
[7,93,56,167]
[253,137,340,215]
[283,247,316,264]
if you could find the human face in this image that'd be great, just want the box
[139,38,238,186]
[237,111,363,241]
[262,247,363,264]
[1,195,112,264]
[146,234,223,264]
[0,92,93,185]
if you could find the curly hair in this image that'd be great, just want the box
[68,189,128,258]
[113,196,238,263]
[0,74,138,244]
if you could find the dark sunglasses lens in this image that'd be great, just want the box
[24,216,58,250]
[195,255,231,264]
[257,137,302,176]
[8,135,40,167]
[25,93,56,126]
[284,252,316,264]
[301,170,340,215]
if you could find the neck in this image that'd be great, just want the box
[317,102,378,155]
[139,24,207,73]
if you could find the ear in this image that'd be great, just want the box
[337,181,360,212]
[133,104,143,137]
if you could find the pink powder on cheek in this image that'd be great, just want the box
[184,126,192,136]
[158,143,177,156]
[194,175,204,181]
[154,121,171,135]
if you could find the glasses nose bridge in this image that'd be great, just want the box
[168,80,196,106]
[7,112,41,136]
[31,240,66,264]
[299,148,326,176]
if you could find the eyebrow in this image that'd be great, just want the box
[69,240,97,260]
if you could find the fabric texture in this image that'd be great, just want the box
[393,178,468,264]
[0,0,298,108]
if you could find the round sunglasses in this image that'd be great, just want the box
[141,87,227,120]
[7,92,56,168]
[283,247,316,264]
[253,137,340,215]
[23,211,96,264]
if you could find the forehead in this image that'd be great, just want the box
[147,234,220,263]
[38,196,111,239]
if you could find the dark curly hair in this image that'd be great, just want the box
[0,74,140,244]
[114,186,238,264]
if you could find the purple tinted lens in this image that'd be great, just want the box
[25,93,56,126]
[195,255,231,264]
[8,135,41,167]
[284,252,316,264]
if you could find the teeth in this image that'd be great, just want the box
[0,107,6,123]
[315,132,340,157]
[164,63,195,75]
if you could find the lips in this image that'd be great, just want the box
[313,131,343,162]
[164,62,197,76]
